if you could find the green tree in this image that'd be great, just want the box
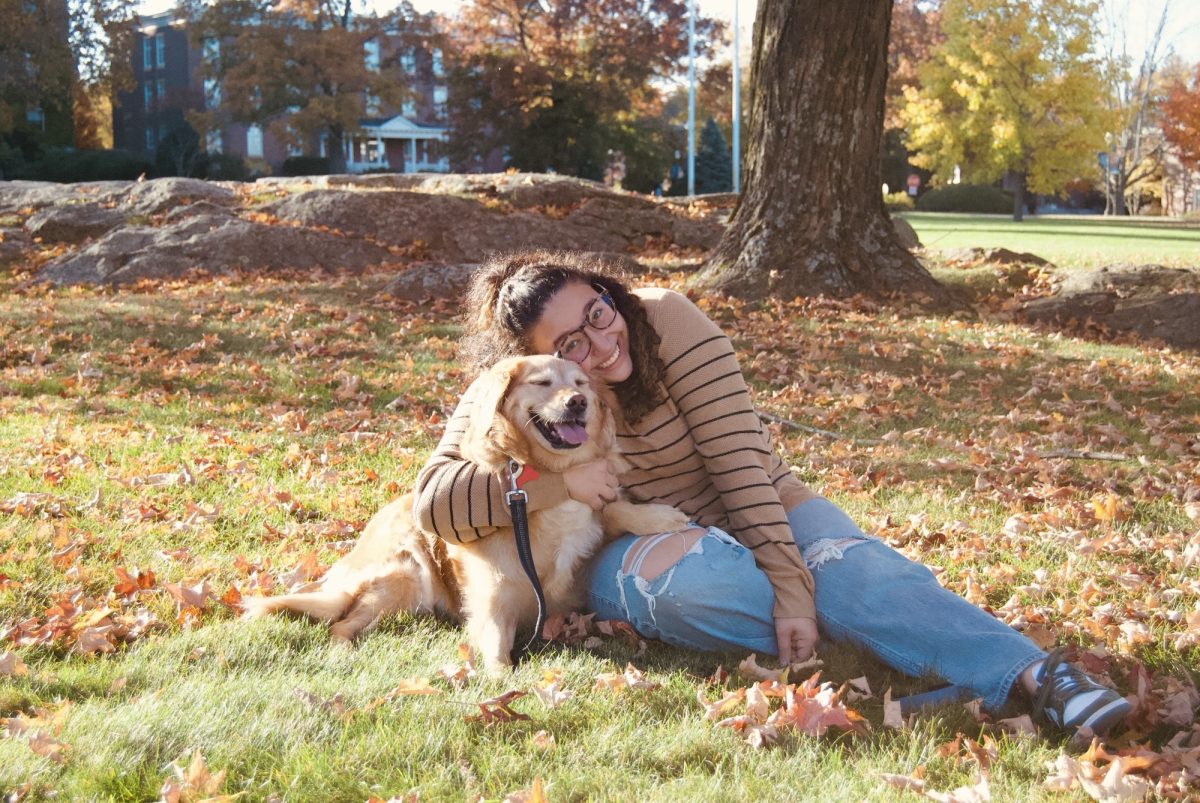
[445,0,721,192]
[902,0,1112,221]
[1,0,75,143]
[695,117,731,193]
[186,0,432,174]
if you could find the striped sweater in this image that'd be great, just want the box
[412,287,816,620]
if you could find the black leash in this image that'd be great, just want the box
[506,460,548,663]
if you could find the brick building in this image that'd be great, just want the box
[113,10,450,175]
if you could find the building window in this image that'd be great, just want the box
[363,39,380,72]
[144,84,154,108]
[401,99,415,118]
[431,48,443,77]
[286,128,303,157]
[143,38,153,70]
[206,129,223,154]
[247,124,264,158]
[202,37,219,63]
[204,78,220,109]
[400,48,415,74]
[155,34,165,68]
[25,107,45,130]
[146,126,156,151]
[365,93,381,116]
[156,78,167,104]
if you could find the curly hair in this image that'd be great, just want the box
[460,250,666,424]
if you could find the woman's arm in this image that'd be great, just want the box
[411,374,572,543]
[646,289,817,622]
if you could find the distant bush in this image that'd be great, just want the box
[282,156,331,176]
[25,148,155,183]
[202,154,250,181]
[916,184,1013,214]
[884,191,914,211]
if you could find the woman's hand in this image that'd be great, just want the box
[775,616,819,665]
[562,458,619,510]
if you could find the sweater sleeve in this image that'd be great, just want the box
[649,289,816,621]
[411,374,571,544]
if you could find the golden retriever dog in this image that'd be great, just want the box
[242,354,688,670]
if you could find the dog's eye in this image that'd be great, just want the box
[575,378,587,387]
[530,379,552,387]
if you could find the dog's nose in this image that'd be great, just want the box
[566,394,588,413]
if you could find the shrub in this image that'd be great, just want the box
[282,156,331,176]
[202,154,250,181]
[884,191,914,211]
[915,184,1013,214]
[26,148,155,182]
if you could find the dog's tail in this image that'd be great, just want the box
[241,590,355,623]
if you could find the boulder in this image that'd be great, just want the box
[34,213,393,286]
[262,186,723,262]
[0,181,128,216]
[1021,265,1200,351]
[382,262,480,302]
[942,247,1051,266]
[119,177,237,217]
[24,203,128,243]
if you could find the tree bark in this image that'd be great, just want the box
[328,124,348,173]
[1012,171,1026,222]
[696,0,952,306]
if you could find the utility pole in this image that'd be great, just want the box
[732,0,740,194]
[687,0,696,196]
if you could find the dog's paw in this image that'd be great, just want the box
[636,504,692,536]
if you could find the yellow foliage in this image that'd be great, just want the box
[900,0,1116,194]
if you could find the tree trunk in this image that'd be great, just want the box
[1012,171,1025,222]
[327,125,348,173]
[696,0,952,306]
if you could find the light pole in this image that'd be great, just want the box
[732,0,740,194]
[687,0,696,196]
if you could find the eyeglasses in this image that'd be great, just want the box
[554,287,617,364]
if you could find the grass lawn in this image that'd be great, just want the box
[0,257,1197,801]
[901,212,1200,269]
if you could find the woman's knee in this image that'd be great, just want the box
[620,526,707,581]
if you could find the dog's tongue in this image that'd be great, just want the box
[557,423,588,445]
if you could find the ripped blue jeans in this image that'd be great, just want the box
[586,497,1046,711]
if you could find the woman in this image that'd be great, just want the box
[412,251,1130,735]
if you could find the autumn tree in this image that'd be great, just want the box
[902,0,1112,221]
[884,0,942,131]
[444,0,721,192]
[697,0,948,303]
[1162,61,1200,168]
[71,0,137,149]
[1,0,76,147]
[186,0,433,173]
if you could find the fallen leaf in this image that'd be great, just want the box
[0,651,28,677]
[883,687,905,730]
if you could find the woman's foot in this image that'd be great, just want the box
[1028,649,1132,735]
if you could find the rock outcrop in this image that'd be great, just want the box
[1021,265,1200,350]
[1,173,724,287]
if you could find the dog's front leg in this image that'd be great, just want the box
[602,500,691,539]
[467,603,519,674]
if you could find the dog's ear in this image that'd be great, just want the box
[462,358,532,469]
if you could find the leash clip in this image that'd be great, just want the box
[505,459,527,504]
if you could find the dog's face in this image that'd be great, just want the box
[464,355,614,471]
